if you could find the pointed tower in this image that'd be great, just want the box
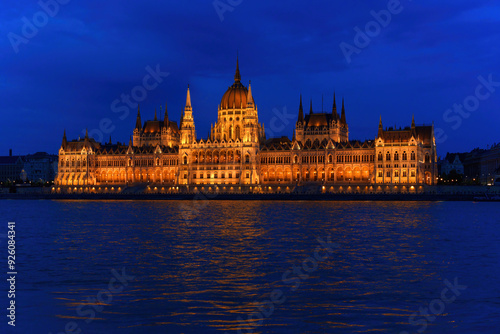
[154,108,157,121]
[235,54,241,83]
[310,99,313,114]
[411,114,416,137]
[297,95,304,123]
[133,105,142,147]
[135,106,142,130]
[247,80,254,108]
[180,85,196,144]
[163,102,169,127]
[294,95,305,142]
[332,93,337,118]
[340,98,346,125]
[332,93,337,112]
[83,129,90,147]
[186,85,192,109]
[62,130,68,148]
[378,115,383,138]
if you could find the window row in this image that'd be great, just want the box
[378,151,416,161]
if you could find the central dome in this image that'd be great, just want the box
[221,81,248,110]
[220,57,250,110]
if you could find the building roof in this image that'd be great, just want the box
[304,113,336,127]
[141,119,179,135]
[379,124,433,145]
[63,138,101,152]
[0,156,23,165]
[444,152,467,164]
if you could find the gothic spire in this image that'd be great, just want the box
[297,94,304,123]
[340,97,346,125]
[154,108,157,121]
[310,99,313,114]
[62,129,68,148]
[378,115,383,138]
[247,80,254,106]
[333,92,337,113]
[234,53,241,83]
[135,105,142,130]
[185,85,192,109]
[163,101,169,127]
[411,114,416,137]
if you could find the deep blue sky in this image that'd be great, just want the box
[1,0,499,156]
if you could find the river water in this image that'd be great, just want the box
[1,200,499,333]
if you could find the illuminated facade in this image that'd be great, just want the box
[56,60,437,192]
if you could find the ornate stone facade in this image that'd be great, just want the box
[56,61,437,193]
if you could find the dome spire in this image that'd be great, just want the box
[234,52,241,83]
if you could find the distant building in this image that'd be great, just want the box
[23,152,58,183]
[463,143,500,185]
[56,60,438,192]
[440,153,466,175]
[0,149,24,183]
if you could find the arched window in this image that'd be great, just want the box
[183,156,188,165]
[411,151,416,160]
[386,152,391,161]
[425,153,430,163]
[394,152,399,161]
[235,126,240,140]
[245,154,250,163]
[402,151,407,161]
[378,152,383,161]
[294,155,298,164]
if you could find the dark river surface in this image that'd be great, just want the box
[1,200,499,333]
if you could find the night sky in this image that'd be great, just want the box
[1,0,499,156]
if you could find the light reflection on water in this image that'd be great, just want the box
[2,200,500,334]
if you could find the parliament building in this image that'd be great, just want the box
[56,60,437,193]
